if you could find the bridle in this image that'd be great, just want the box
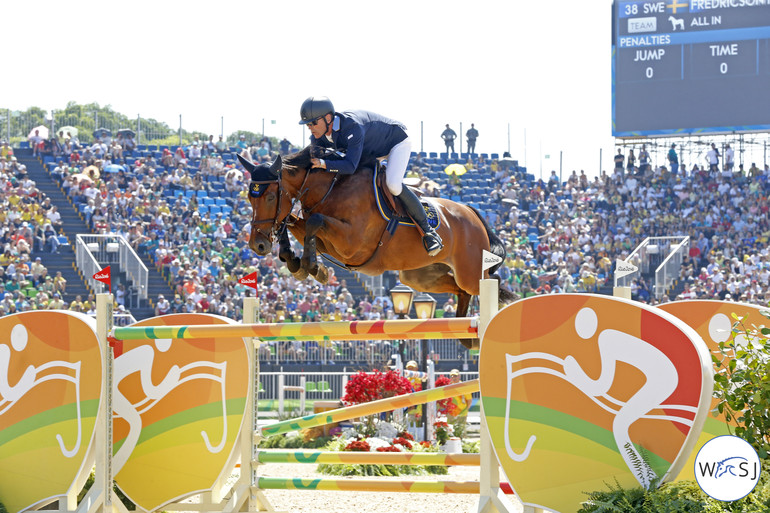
[248,179,285,243]
[248,168,314,243]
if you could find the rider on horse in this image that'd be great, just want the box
[298,96,444,257]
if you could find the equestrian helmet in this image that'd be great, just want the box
[299,96,334,125]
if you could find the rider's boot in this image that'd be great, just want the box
[397,187,444,257]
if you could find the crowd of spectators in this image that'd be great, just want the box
[23,130,770,339]
[407,150,770,306]
[0,141,95,314]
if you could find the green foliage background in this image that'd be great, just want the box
[0,102,281,149]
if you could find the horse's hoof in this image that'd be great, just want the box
[315,265,329,284]
[292,267,309,280]
[287,257,301,273]
[301,256,318,275]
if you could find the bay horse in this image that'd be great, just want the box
[240,147,513,319]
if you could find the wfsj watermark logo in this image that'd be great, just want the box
[694,435,761,502]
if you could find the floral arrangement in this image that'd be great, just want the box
[433,420,453,446]
[317,421,449,477]
[342,369,413,405]
[434,376,461,416]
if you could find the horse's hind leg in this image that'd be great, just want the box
[399,265,465,300]
[401,266,478,349]
[455,291,473,317]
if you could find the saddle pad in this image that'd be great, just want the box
[373,168,440,230]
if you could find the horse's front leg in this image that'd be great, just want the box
[277,227,303,275]
[301,214,329,284]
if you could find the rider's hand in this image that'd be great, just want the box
[311,158,327,169]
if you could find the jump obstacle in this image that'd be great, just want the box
[73,279,527,513]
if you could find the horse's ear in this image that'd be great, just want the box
[237,152,257,174]
[269,155,282,176]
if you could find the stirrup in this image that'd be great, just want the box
[423,231,443,257]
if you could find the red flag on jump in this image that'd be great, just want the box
[93,266,112,294]
[239,271,258,292]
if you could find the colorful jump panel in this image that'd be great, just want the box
[0,311,101,513]
[480,294,713,513]
[658,300,766,481]
[112,313,250,511]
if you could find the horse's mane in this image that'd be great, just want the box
[283,146,312,174]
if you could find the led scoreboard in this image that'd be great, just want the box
[612,0,770,137]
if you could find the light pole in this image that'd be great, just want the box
[389,284,414,366]
[412,292,436,442]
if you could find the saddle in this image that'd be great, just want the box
[373,161,440,235]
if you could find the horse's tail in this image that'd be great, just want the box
[468,206,517,304]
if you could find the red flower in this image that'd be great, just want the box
[344,440,371,452]
[392,437,413,449]
[435,376,459,416]
[397,431,414,441]
[342,370,413,405]
[376,445,401,452]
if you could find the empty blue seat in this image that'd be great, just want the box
[209,206,221,215]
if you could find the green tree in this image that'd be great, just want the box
[712,311,770,459]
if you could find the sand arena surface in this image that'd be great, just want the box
[255,461,483,513]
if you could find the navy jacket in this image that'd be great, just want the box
[310,110,407,175]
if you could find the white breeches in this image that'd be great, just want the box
[385,136,412,196]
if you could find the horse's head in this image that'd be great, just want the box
[239,153,284,255]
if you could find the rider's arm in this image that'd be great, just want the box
[324,121,364,175]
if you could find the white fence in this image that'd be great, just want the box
[617,235,689,299]
[258,337,475,367]
[75,234,148,302]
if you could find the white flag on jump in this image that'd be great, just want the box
[615,260,638,279]
[482,250,503,273]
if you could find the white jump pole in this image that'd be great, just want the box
[79,293,126,513]
[476,279,522,513]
